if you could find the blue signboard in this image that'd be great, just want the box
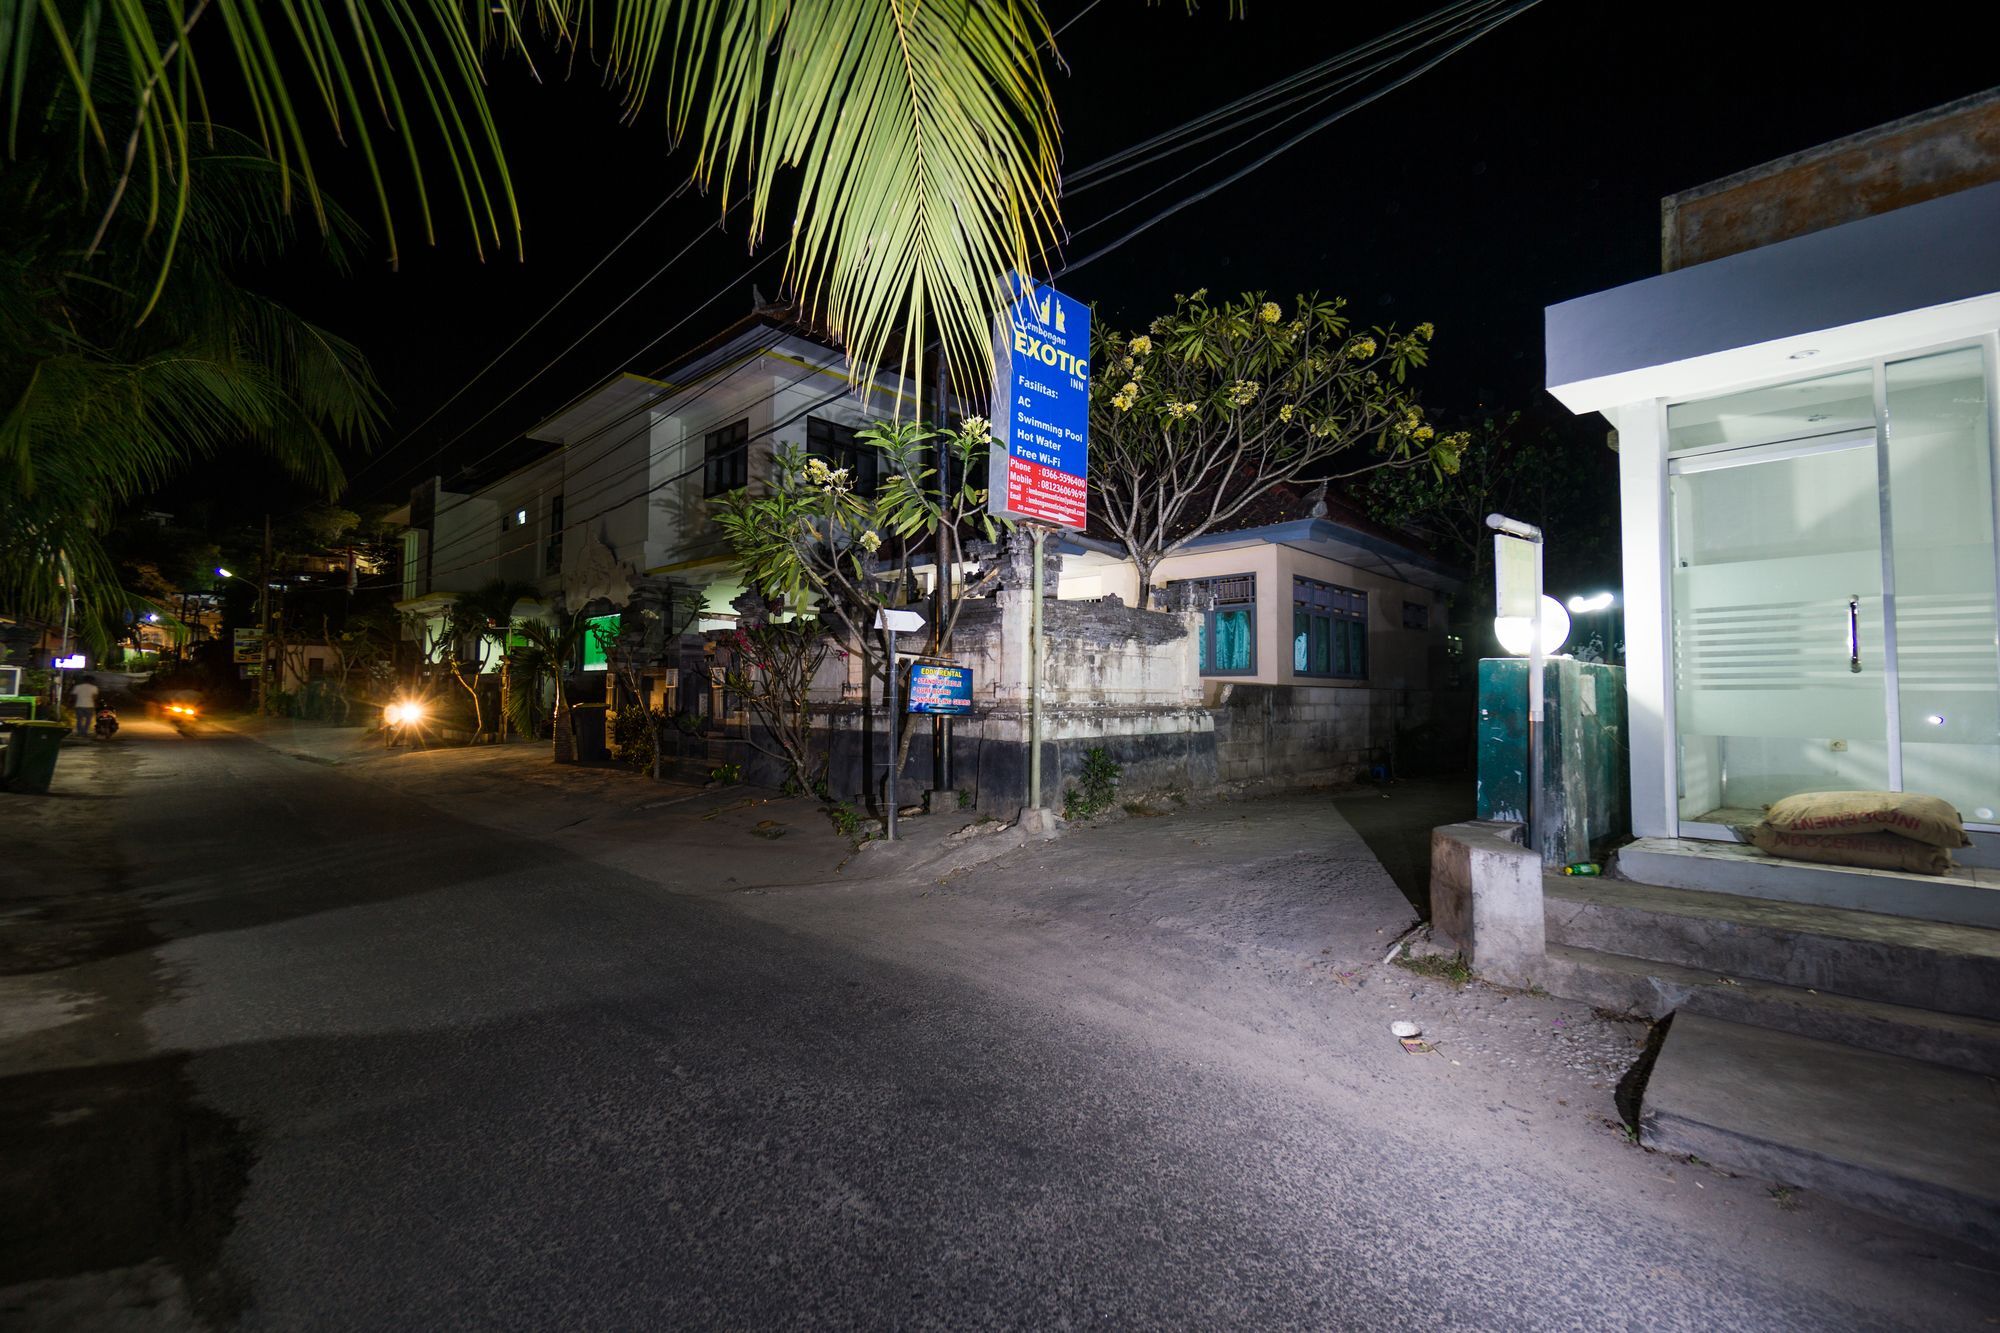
[906,662,974,716]
[987,276,1090,529]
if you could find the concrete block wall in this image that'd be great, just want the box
[1212,683,1468,786]
[693,589,1462,813]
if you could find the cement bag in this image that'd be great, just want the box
[1749,823,1954,875]
[1762,790,1970,849]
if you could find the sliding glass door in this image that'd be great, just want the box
[1667,344,2000,833]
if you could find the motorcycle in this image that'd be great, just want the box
[93,704,119,739]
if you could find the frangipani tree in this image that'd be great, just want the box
[711,418,1007,787]
[1088,290,1470,605]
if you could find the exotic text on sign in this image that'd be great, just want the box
[988,278,1090,530]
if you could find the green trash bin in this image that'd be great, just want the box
[1,720,67,794]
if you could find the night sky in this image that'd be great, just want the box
[239,1,1998,512]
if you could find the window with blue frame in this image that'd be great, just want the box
[1172,574,1257,675]
[1294,577,1367,679]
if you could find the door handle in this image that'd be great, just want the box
[1849,597,1861,674]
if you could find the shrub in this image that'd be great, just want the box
[612,706,665,771]
[1063,747,1122,821]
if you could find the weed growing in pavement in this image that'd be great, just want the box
[827,803,861,839]
[1392,945,1473,986]
[957,789,973,809]
[1063,747,1122,820]
[1769,1185,1799,1211]
[709,762,743,785]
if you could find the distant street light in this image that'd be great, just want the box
[1567,591,1615,613]
[215,566,233,578]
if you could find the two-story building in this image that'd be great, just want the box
[393,299,1467,798]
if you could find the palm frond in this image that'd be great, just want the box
[9,4,1065,404]
[633,0,1062,410]
[3,0,523,312]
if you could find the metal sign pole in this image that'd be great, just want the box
[1029,525,1046,812]
[872,607,925,842]
[1528,537,1546,855]
[1488,514,1547,854]
[884,624,899,842]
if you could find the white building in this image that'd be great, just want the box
[1546,93,2000,876]
[393,307,910,684]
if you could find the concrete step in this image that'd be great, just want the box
[1642,1013,2000,1251]
[1618,836,2000,928]
[1541,942,2000,1077]
[1545,877,2000,1020]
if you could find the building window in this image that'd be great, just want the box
[806,416,880,495]
[704,418,750,497]
[1294,577,1367,680]
[545,494,564,575]
[579,614,620,673]
[1168,574,1257,676]
[401,529,425,601]
[1402,600,1430,631]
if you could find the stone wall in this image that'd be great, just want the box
[657,568,1462,815]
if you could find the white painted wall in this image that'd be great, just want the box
[1612,401,1676,838]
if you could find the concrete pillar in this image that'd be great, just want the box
[1430,821,1547,988]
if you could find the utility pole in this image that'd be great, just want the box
[54,549,73,716]
[931,349,952,794]
[257,513,272,713]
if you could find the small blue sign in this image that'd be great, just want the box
[988,277,1090,529]
[906,662,974,716]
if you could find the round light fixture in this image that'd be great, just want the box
[1493,595,1571,657]
[1926,714,1946,726]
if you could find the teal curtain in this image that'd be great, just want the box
[1212,607,1252,672]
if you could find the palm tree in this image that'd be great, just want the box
[446,578,540,739]
[4,1,1063,411]
[504,613,593,761]
[0,123,379,641]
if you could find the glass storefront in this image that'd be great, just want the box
[1667,345,1999,828]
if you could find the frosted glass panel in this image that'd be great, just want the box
[1668,366,1875,453]
[1887,348,2000,822]
[1671,441,1888,819]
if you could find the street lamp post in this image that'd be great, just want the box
[216,562,272,706]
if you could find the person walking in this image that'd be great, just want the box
[70,676,100,739]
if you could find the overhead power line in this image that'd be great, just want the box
[1064,0,1501,195]
[1056,0,1542,278]
[348,180,696,489]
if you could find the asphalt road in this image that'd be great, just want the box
[5,722,1997,1330]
